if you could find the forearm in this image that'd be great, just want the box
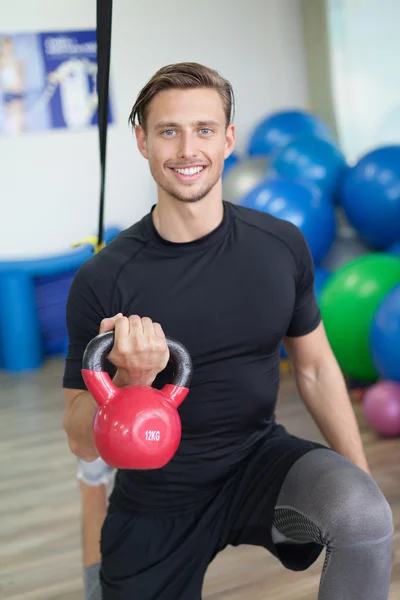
[63,391,99,461]
[294,358,370,474]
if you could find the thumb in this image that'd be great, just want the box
[99,313,123,334]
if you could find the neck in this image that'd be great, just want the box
[152,185,224,243]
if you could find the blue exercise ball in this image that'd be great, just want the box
[247,110,334,158]
[387,240,400,257]
[269,135,347,199]
[314,268,331,297]
[339,145,400,249]
[223,152,240,178]
[370,284,400,382]
[239,177,336,265]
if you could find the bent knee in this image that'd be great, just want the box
[323,466,393,546]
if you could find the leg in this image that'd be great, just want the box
[77,457,112,600]
[221,427,393,599]
[79,481,107,568]
[273,449,394,599]
[100,503,223,600]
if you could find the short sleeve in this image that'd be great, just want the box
[63,262,116,390]
[285,231,321,338]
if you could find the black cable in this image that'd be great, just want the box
[96,0,113,251]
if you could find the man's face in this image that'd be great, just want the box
[135,87,236,203]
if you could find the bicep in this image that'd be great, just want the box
[283,321,334,373]
[285,228,321,339]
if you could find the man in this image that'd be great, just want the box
[63,62,393,600]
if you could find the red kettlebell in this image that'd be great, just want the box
[81,331,193,470]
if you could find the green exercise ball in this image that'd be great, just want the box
[320,253,400,381]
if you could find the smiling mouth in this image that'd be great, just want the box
[168,165,207,182]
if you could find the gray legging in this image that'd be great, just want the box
[272,448,393,599]
[85,449,393,599]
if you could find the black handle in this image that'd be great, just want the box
[82,331,193,388]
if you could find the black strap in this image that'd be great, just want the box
[96,0,113,252]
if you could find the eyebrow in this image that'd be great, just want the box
[154,120,220,130]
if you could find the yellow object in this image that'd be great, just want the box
[280,359,291,375]
[71,236,106,254]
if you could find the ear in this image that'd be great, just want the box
[135,125,149,159]
[224,123,236,160]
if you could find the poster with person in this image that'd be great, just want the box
[0,30,113,136]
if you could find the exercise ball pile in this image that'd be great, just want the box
[223,109,400,439]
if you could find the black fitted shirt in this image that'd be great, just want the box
[63,201,321,512]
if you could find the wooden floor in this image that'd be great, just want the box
[1,358,399,599]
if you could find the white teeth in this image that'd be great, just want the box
[174,166,204,176]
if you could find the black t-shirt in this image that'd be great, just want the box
[63,201,321,512]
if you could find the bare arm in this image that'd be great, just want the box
[283,321,371,474]
[63,389,100,461]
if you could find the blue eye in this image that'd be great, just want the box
[162,130,176,136]
[200,129,212,135]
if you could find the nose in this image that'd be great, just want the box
[177,131,198,160]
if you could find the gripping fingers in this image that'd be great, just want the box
[140,318,167,355]
[140,316,158,349]
[153,322,165,338]
[129,317,169,368]
[99,313,123,334]
[102,314,169,378]
[113,316,131,355]
[129,315,148,351]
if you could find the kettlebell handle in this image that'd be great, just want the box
[82,331,193,389]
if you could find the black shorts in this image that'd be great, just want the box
[100,424,326,600]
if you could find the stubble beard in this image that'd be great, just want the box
[158,181,217,203]
[155,166,222,204]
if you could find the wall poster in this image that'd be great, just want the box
[0,30,113,136]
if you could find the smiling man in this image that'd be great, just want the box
[63,62,393,600]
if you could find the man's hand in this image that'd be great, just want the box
[100,314,170,387]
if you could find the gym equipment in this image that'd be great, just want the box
[362,381,400,438]
[388,240,400,257]
[82,331,193,469]
[335,207,358,240]
[322,206,372,271]
[320,254,400,381]
[223,152,240,178]
[247,109,334,158]
[314,268,331,295]
[339,145,400,249]
[96,0,113,252]
[269,134,347,198]
[0,228,120,372]
[239,177,336,265]
[35,270,78,356]
[322,235,371,272]
[370,284,400,382]
[222,157,268,204]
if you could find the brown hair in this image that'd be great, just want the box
[128,62,235,131]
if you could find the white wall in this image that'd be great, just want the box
[327,0,400,161]
[0,0,309,258]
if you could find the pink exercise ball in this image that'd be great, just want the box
[362,381,400,437]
